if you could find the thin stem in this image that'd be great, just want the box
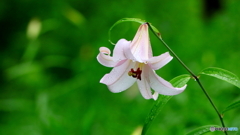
[147,23,228,135]
[196,79,228,135]
[146,23,195,77]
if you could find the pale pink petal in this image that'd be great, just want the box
[136,65,158,100]
[100,60,136,93]
[136,77,153,99]
[148,52,173,70]
[130,24,153,63]
[145,65,186,95]
[113,39,131,60]
[123,42,137,61]
[97,39,130,67]
[97,47,117,67]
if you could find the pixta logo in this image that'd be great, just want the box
[210,127,239,132]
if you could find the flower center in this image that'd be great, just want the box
[128,67,142,80]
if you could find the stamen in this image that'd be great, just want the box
[128,68,142,80]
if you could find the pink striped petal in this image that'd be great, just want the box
[148,52,173,70]
[100,60,136,93]
[130,24,153,63]
[145,65,186,95]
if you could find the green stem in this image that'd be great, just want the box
[196,79,228,135]
[147,23,228,135]
[146,23,195,77]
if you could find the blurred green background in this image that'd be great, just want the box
[0,0,239,135]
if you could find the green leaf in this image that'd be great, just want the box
[200,67,240,88]
[147,22,162,39]
[108,18,146,45]
[141,74,191,135]
[170,74,191,88]
[141,95,172,135]
[186,125,221,135]
[236,129,239,135]
[222,100,240,114]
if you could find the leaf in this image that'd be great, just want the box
[186,125,221,135]
[170,74,191,88]
[147,22,162,39]
[141,95,172,135]
[236,129,240,134]
[222,100,240,114]
[108,18,146,45]
[200,67,240,88]
[141,74,191,135]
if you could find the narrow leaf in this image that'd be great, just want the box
[170,74,191,88]
[222,100,240,114]
[142,74,191,135]
[186,125,221,135]
[141,95,172,135]
[109,18,146,44]
[200,67,240,88]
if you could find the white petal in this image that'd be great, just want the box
[97,39,130,67]
[113,39,131,60]
[97,47,117,67]
[100,60,136,93]
[136,77,152,99]
[145,65,186,95]
[130,24,153,63]
[136,65,159,100]
[123,41,137,61]
[148,52,173,70]
[152,92,159,100]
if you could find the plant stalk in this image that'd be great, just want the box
[147,22,228,135]
[196,79,228,135]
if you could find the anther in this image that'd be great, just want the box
[128,68,142,80]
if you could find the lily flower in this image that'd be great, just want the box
[97,24,186,100]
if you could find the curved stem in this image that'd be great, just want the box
[147,23,228,135]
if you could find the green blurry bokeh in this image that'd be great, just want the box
[0,0,239,135]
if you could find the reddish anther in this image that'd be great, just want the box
[128,68,142,80]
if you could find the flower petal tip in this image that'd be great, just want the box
[152,92,159,100]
